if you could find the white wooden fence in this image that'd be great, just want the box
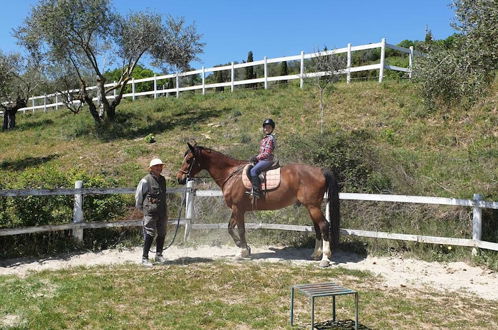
[5,38,421,116]
[1,180,497,254]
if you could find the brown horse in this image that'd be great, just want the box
[176,143,340,267]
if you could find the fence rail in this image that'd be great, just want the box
[3,38,420,116]
[1,180,497,254]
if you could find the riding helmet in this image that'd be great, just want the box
[262,118,275,128]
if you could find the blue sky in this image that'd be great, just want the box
[1,0,456,70]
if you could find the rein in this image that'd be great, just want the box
[183,147,245,189]
[220,165,246,190]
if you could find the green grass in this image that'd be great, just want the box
[0,261,497,329]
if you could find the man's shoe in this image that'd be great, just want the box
[141,257,153,267]
[155,255,166,264]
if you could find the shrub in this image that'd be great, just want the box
[68,171,127,223]
[279,128,391,193]
[1,167,127,228]
[144,133,156,143]
[8,166,72,227]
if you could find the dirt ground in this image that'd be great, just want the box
[1,245,497,301]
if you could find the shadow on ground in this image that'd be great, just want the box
[0,154,59,171]
[249,246,367,264]
[166,257,214,265]
[315,319,371,329]
[72,106,231,142]
[0,249,94,268]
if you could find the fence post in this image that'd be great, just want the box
[73,180,84,242]
[379,38,386,83]
[43,94,47,112]
[113,81,117,98]
[231,62,235,92]
[472,193,483,256]
[409,46,414,79]
[153,74,157,99]
[55,93,59,110]
[264,56,268,89]
[176,74,180,98]
[184,180,194,241]
[300,51,305,88]
[347,43,352,84]
[32,98,35,113]
[132,78,136,101]
[202,66,206,95]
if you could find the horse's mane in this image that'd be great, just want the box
[191,145,246,164]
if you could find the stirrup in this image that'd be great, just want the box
[251,188,262,199]
[245,188,261,199]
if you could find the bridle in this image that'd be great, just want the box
[179,146,246,188]
[179,149,200,180]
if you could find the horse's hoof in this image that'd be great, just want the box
[311,254,321,261]
[240,247,251,258]
[319,260,330,268]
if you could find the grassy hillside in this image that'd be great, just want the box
[1,80,497,264]
[2,80,496,196]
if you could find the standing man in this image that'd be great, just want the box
[135,158,168,266]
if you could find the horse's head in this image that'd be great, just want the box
[176,143,204,184]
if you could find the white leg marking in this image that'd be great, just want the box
[319,239,331,267]
[311,238,323,260]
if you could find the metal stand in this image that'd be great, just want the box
[290,282,359,329]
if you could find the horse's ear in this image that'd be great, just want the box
[187,143,195,154]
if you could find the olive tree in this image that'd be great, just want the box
[305,49,346,134]
[0,52,41,130]
[414,0,497,108]
[15,0,204,123]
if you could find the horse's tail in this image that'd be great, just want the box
[322,169,341,249]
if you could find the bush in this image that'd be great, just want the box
[413,45,492,109]
[279,128,391,193]
[7,166,72,227]
[1,167,127,228]
[69,171,127,223]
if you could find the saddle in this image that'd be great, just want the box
[241,161,281,191]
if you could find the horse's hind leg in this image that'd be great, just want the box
[311,222,323,260]
[306,205,331,267]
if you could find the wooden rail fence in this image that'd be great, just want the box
[1,180,497,254]
[2,38,421,116]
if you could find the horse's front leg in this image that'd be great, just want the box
[236,211,251,258]
[227,207,251,258]
[228,210,242,248]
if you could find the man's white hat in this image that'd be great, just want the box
[149,158,165,167]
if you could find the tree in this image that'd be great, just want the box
[452,0,498,73]
[15,0,204,123]
[279,61,288,85]
[424,26,433,43]
[103,64,155,94]
[305,50,346,134]
[414,0,497,108]
[245,51,256,89]
[0,52,41,130]
[212,64,230,92]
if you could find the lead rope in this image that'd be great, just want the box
[148,182,191,254]
[161,185,188,252]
